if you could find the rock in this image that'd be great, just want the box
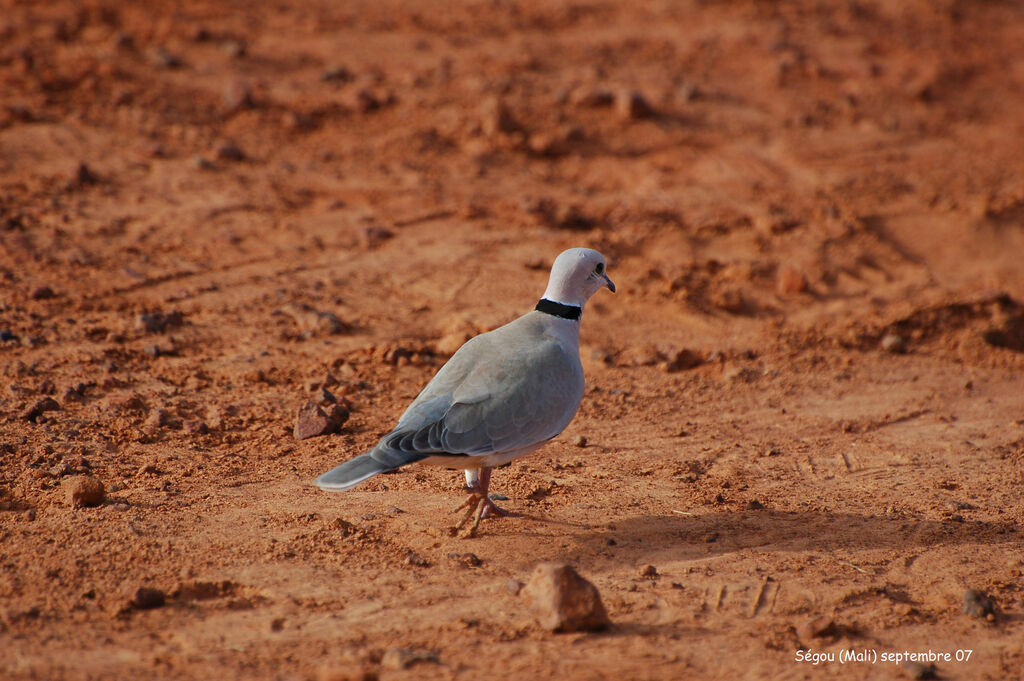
[573,434,587,448]
[144,408,170,429]
[446,552,482,568]
[0,329,17,342]
[126,585,166,610]
[148,47,183,68]
[380,648,439,671]
[361,226,394,249]
[480,95,518,137]
[638,564,658,579]
[881,333,906,353]
[662,348,702,372]
[963,589,995,619]
[521,563,610,632]
[21,397,60,422]
[724,365,760,383]
[796,615,835,641]
[320,65,354,83]
[569,86,614,107]
[506,579,525,596]
[63,475,105,508]
[135,310,183,334]
[221,80,252,111]
[746,499,765,510]
[776,266,808,295]
[294,401,347,440]
[183,419,209,435]
[29,285,55,300]
[615,90,654,120]
[215,142,245,162]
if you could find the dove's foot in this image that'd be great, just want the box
[450,467,512,537]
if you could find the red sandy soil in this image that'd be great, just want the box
[2,1,1024,679]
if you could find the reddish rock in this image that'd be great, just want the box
[295,401,348,440]
[125,585,166,610]
[63,476,105,508]
[521,563,610,632]
[776,266,808,295]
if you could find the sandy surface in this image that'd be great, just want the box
[2,1,1024,679]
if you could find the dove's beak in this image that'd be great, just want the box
[604,275,616,293]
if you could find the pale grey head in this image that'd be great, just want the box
[541,247,616,308]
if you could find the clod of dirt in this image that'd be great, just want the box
[662,348,703,373]
[125,585,166,610]
[776,266,808,295]
[215,142,245,162]
[963,589,995,619]
[796,615,836,641]
[143,408,171,430]
[615,89,654,120]
[881,333,906,354]
[21,397,60,422]
[63,476,105,508]
[183,419,209,435]
[147,47,183,68]
[361,226,394,249]
[283,304,350,336]
[29,285,55,300]
[569,86,614,107]
[320,65,354,83]
[294,401,348,440]
[480,95,518,137]
[447,552,482,568]
[521,563,610,633]
[222,80,253,111]
[902,661,938,680]
[135,310,183,334]
[380,648,440,671]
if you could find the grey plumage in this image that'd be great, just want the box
[314,247,615,532]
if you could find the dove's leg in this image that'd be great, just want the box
[453,467,510,534]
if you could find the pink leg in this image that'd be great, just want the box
[452,467,510,535]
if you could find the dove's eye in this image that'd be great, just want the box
[595,263,605,275]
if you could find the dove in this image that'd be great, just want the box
[315,247,615,534]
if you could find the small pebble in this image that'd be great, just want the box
[746,499,765,510]
[506,579,524,596]
[796,615,835,641]
[638,564,658,579]
[215,142,245,162]
[30,285,55,300]
[573,434,587,448]
[615,90,654,120]
[963,589,995,619]
[126,585,166,610]
[380,648,439,670]
[183,419,209,435]
[881,333,906,353]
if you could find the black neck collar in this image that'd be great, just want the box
[535,298,581,320]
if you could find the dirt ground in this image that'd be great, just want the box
[2,0,1024,679]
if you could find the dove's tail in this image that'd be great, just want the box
[314,447,427,491]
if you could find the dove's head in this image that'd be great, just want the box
[541,247,615,307]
